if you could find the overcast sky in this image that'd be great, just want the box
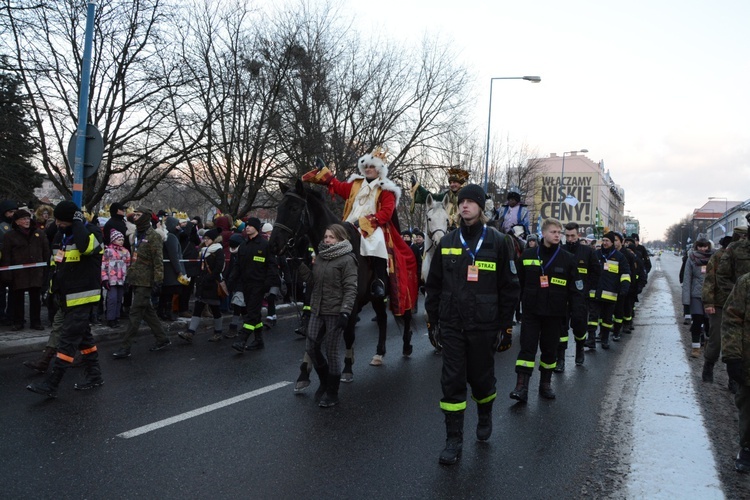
[325,0,749,242]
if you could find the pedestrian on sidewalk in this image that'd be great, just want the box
[178,228,225,343]
[682,236,714,358]
[424,184,520,465]
[224,233,246,338]
[1,208,51,331]
[157,216,187,322]
[112,207,170,359]
[101,229,131,328]
[27,201,104,398]
[294,223,357,408]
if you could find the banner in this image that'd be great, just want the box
[535,173,596,225]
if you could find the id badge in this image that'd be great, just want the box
[701,265,707,274]
[603,262,609,271]
[467,265,479,282]
[54,249,65,263]
[540,275,549,288]
[131,251,138,263]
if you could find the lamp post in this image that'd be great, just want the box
[483,76,541,192]
[558,149,588,220]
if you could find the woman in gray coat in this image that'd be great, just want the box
[300,223,358,408]
[682,237,714,357]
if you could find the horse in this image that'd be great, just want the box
[268,179,414,385]
[421,194,450,284]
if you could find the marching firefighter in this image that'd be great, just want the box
[27,201,104,398]
[510,218,586,403]
[425,184,520,465]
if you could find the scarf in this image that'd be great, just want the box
[317,239,353,261]
[690,248,713,266]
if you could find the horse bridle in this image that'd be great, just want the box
[274,191,311,257]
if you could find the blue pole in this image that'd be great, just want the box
[72,1,97,208]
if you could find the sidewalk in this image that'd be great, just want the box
[0,301,304,356]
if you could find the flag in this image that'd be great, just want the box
[537,214,543,237]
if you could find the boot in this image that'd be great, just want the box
[476,401,493,441]
[691,347,701,358]
[224,323,238,339]
[612,325,622,342]
[575,343,585,366]
[231,331,251,353]
[245,331,265,350]
[341,349,354,383]
[439,412,464,465]
[313,364,329,403]
[294,360,312,392]
[26,367,65,398]
[702,361,714,383]
[584,332,596,350]
[319,374,340,408]
[23,347,56,373]
[539,370,556,399]
[178,330,195,343]
[554,347,565,373]
[600,329,610,350]
[735,447,750,473]
[509,372,530,403]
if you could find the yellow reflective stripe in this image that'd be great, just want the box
[302,305,311,311]
[624,315,632,321]
[441,248,462,255]
[472,392,497,405]
[601,291,617,301]
[66,289,101,306]
[560,335,569,342]
[83,233,99,256]
[574,333,587,341]
[588,321,599,326]
[475,261,496,271]
[614,317,623,324]
[578,268,588,274]
[64,249,81,262]
[440,401,467,412]
[253,256,266,262]
[523,259,541,266]
[550,277,566,286]
[540,360,556,370]
[601,322,613,328]
[516,359,535,368]
[621,274,631,282]
[607,264,619,273]
[243,322,264,331]
[589,291,596,298]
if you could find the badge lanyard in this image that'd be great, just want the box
[55,234,74,263]
[537,244,561,288]
[601,248,615,271]
[459,224,487,282]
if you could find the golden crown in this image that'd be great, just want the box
[371,146,388,163]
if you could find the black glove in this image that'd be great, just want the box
[73,210,85,223]
[101,280,110,291]
[726,359,745,385]
[336,312,350,330]
[315,157,326,170]
[152,282,162,296]
[353,220,360,228]
[427,322,442,351]
[410,175,417,187]
[495,328,513,352]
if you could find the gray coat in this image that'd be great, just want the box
[682,248,713,312]
[303,251,358,317]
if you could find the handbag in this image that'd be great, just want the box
[203,255,228,299]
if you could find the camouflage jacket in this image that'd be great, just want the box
[721,272,750,385]
[126,226,164,287]
[701,247,726,309]
[716,239,750,305]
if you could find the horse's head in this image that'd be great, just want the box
[269,179,310,256]
[425,194,449,246]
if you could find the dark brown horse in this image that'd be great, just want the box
[268,179,413,384]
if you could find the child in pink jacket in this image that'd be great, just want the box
[101,229,131,327]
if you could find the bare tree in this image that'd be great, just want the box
[1,0,190,210]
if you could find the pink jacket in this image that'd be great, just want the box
[101,243,131,285]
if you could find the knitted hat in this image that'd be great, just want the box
[246,217,262,232]
[456,184,486,211]
[229,233,245,248]
[261,222,273,233]
[602,231,617,244]
[109,202,127,216]
[204,228,221,241]
[110,229,125,242]
[54,200,80,223]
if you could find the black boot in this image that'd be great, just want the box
[439,412,464,465]
[231,331,251,353]
[27,367,65,398]
[23,347,56,373]
[510,372,530,403]
[75,349,104,390]
[539,369,556,400]
[245,331,265,350]
[554,347,565,373]
[313,364,329,403]
[702,361,714,383]
[476,401,493,441]
[341,349,354,383]
[584,331,596,350]
[319,374,340,408]
[600,329,610,350]
[575,342,585,366]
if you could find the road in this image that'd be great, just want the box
[0,253,734,498]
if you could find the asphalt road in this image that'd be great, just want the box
[0,276,685,499]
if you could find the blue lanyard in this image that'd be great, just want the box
[458,224,487,264]
[601,248,615,263]
[537,244,561,275]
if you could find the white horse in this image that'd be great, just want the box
[422,194,450,283]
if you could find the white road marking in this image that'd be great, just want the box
[117,381,292,439]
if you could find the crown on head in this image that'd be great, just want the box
[371,146,388,163]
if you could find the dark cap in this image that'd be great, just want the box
[109,202,127,216]
[246,217,262,232]
[54,200,80,223]
[456,184,486,211]
[602,231,617,243]
[204,228,221,241]
[12,209,31,221]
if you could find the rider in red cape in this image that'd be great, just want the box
[303,149,418,316]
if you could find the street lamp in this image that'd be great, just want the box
[483,76,542,191]
[558,149,589,220]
